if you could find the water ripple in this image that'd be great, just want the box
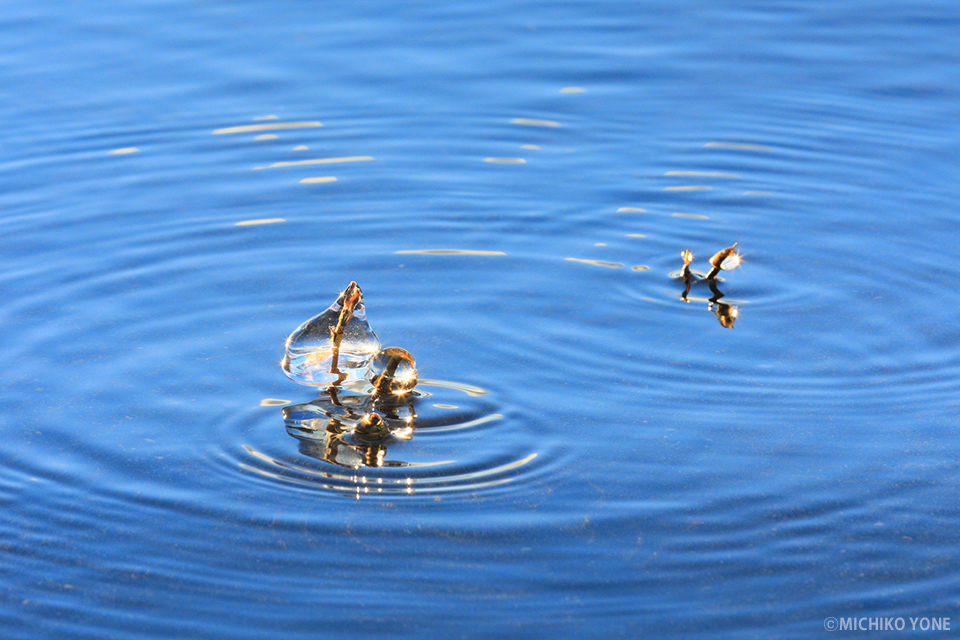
[213,380,554,499]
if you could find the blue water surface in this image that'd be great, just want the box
[1,0,959,637]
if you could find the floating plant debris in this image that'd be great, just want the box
[281,281,426,446]
[706,243,741,280]
[680,250,694,282]
[673,243,744,328]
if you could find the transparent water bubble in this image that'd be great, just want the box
[366,347,418,395]
[282,282,381,386]
[720,252,742,271]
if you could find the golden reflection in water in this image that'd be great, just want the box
[394,249,506,256]
[713,302,739,328]
[520,144,540,150]
[510,118,561,127]
[244,444,453,476]
[241,446,534,497]
[292,145,308,151]
[260,398,290,406]
[559,87,586,93]
[663,185,712,192]
[235,218,286,226]
[595,243,607,247]
[672,268,747,329]
[212,121,323,135]
[483,157,526,164]
[671,213,710,220]
[631,265,650,271]
[617,207,647,213]
[300,177,337,184]
[253,373,527,496]
[253,115,279,121]
[626,233,646,238]
[283,390,416,469]
[665,170,740,178]
[254,134,278,140]
[565,258,624,268]
[704,142,770,151]
[255,156,374,169]
[109,147,139,155]
[280,381,498,473]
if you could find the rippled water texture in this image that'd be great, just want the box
[2,0,959,637]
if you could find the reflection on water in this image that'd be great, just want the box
[564,257,624,268]
[262,376,521,496]
[483,157,526,164]
[703,141,771,151]
[394,249,507,256]
[280,379,507,471]
[255,155,375,169]
[211,121,323,135]
[283,384,418,469]
[235,217,285,226]
[510,118,561,128]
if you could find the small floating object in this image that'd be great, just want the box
[681,249,694,281]
[706,243,741,279]
[669,250,711,283]
[367,347,418,395]
[282,282,381,386]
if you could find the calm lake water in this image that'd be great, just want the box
[2,0,959,637]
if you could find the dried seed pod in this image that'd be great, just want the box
[706,243,739,279]
[708,243,738,269]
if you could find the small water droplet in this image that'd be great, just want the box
[367,347,418,394]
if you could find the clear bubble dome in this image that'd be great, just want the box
[282,284,380,386]
[366,347,418,394]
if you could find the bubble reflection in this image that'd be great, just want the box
[236,380,534,498]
